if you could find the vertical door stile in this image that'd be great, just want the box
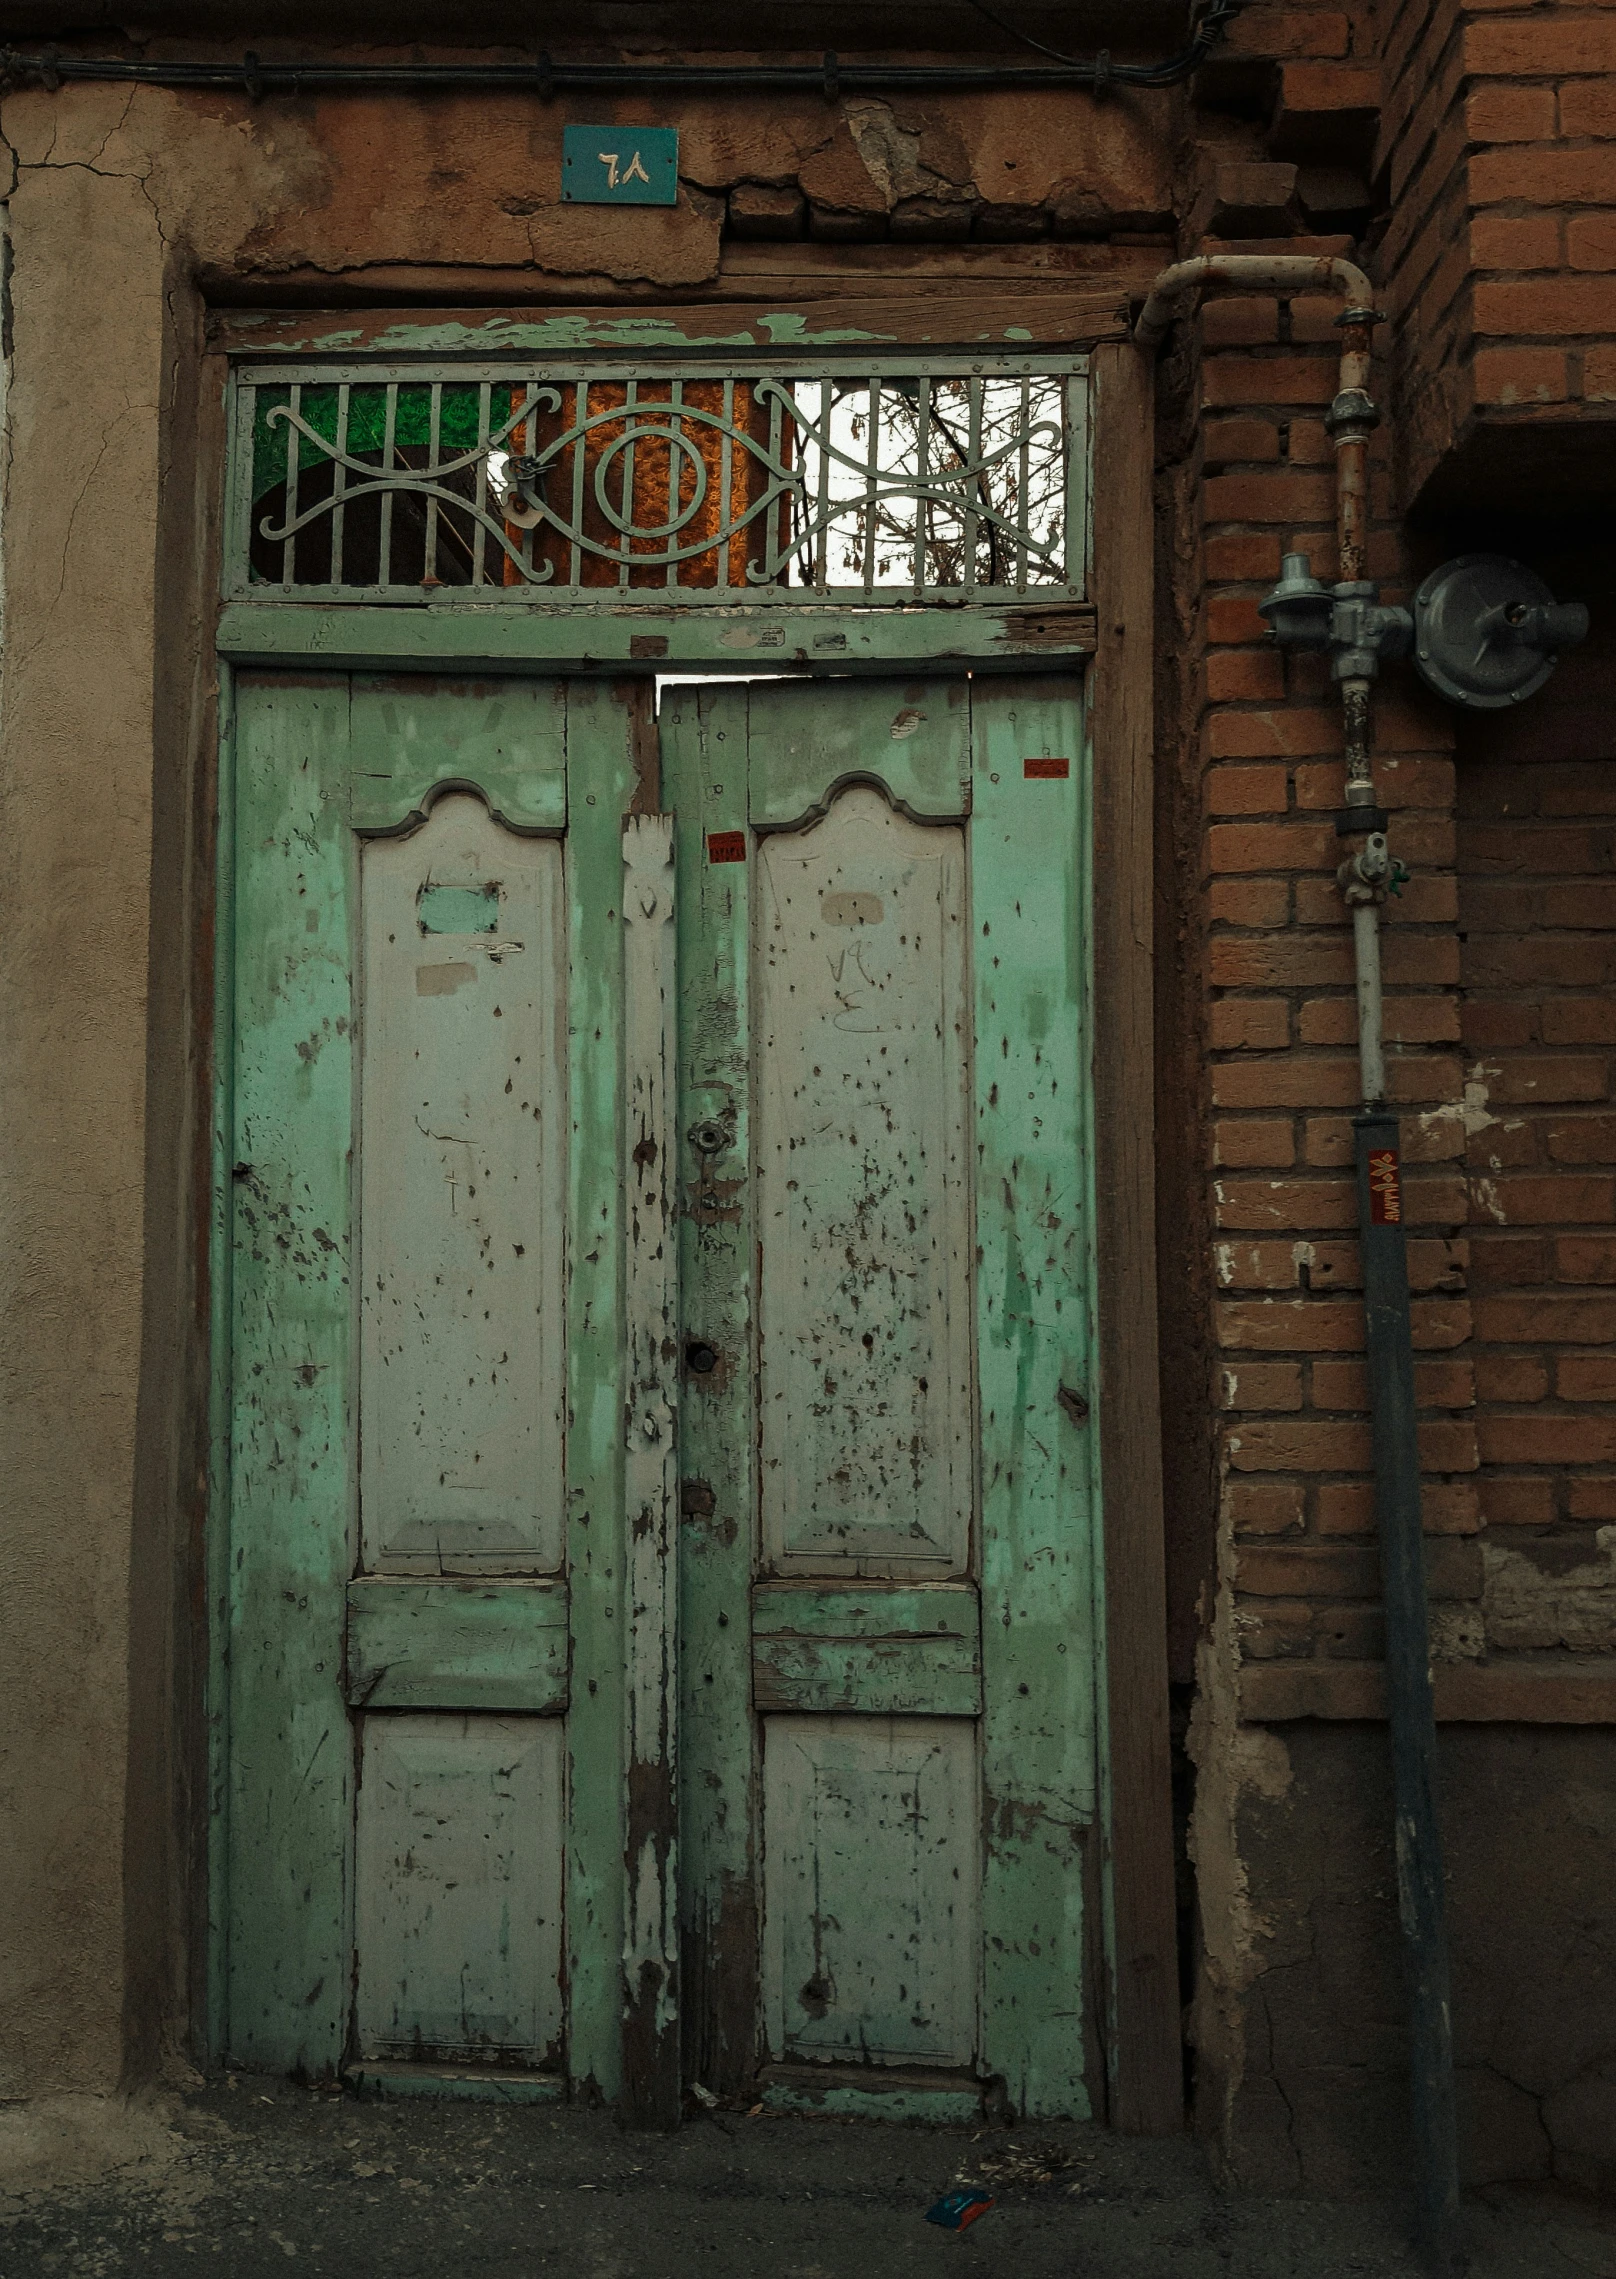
[561,681,638,2104]
[207,663,238,2064]
[621,812,681,2126]
[227,674,355,2076]
[973,679,1100,2120]
[665,688,760,2100]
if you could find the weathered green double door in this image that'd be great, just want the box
[223,667,1099,2118]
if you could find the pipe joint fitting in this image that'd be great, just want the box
[1325,386,1381,439]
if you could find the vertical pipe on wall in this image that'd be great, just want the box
[1355,1110,1462,2269]
[1136,257,1462,2273]
[1352,900,1386,1111]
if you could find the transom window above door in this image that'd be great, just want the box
[227,356,1088,605]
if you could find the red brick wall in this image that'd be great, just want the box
[1379,0,1616,505]
[1168,0,1616,1724]
[1456,544,1616,1653]
[1174,283,1484,1693]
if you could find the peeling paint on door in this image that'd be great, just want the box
[225,673,637,2096]
[355,1713,565,2065]
[763,1717,979,2068]
[665,676,1097,2122]
[227,666,1094,2116]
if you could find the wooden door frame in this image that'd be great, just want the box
[1087,342,1180,2133]
[205,325,1179,2131]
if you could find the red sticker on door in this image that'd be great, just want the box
[1367,1147,1402,1225]
[1023,756,1070,779]
[706,830,747,864]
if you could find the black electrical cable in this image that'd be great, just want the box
[0,3,1238,96]
[957,0,1237,79]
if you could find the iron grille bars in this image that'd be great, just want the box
[228,357,1088,605]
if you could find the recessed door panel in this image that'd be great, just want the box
[360,794,566,1573]
[756,788,971,1576]
[762,1716,978,2067]
[355,1712,565,2063]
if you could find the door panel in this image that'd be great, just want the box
[345,1579,569,1713]
[762,1717,978,2068]
[751,1583,982,1717]
[359,794,567,1574]
[226,672,635,2094]
[354,1712,565,2065]
[666,675,1099,2119]
[756,788,972,1576]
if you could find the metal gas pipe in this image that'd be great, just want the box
[1136,255,1462,2274]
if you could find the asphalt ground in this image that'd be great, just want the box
[2,2076,1614,2279]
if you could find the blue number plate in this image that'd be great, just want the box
[561,125,680,206]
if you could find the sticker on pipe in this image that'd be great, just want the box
[1367,1148,1402,1225]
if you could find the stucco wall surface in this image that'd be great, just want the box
[0,150,167,2097]
[1218,1724,1616,2198]
[0,76,1174,293]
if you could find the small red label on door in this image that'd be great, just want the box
[1023,756,1071,779]
[1367,1148,1402,1225]
[706,830,747,864]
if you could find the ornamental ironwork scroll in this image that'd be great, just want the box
[229,359,1087,604]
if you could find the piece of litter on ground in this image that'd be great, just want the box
[924,2188,996,2232]
[690,2083,719,2110]
[956,2142,1087,2192]
[747,2103,765,2118]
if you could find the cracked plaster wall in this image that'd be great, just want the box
[1186,1481,1292,2166]
[1203,1723,1616,2200]
[0,78,1172,298]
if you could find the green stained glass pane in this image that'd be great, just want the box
[253,382,485,499]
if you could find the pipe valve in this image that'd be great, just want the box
[1339,832,1408,906]
[1259,553,1413,682]
[1262,549,1590,712]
